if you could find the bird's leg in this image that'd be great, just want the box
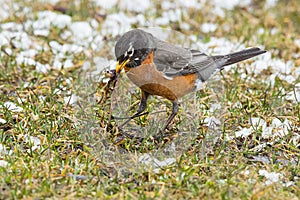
[118,90,150,130]
[135,91,150,114]
[161,101,179,132]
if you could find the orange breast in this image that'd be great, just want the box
[125,52,197,101]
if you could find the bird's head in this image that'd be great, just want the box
[115,29,156,73]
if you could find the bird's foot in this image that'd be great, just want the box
[114,126,146,145]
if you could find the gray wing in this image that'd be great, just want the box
[186,49,228,81]
[153,39,192,73]
[153,39,228,81]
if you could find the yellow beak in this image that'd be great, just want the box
[116,59,129,74]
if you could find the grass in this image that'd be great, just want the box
[0,0,300,199]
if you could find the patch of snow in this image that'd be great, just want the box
[248,117,291,139]
[257,28,265,35]
[138,154,176,170]
[95,0,118,9]
[60,30,72,40]
[19,49,38,57]
[0,144,6,153]
[33,29,49,37]
[293,66,300,77]
[211,0,251,11]
[12,32,32,50]
[0,143,11,155]
[225,134,234,141]
[0,0,10,21]
[176,0,204,9]
[212,6,225,18]
[265,0,278,9]
[278,74,295,84]
[286,90,300,103]
[52,14,72,29]
[3,102,23,112]
[258,169,281,185]
[36,62,50,74]
[156,9,182,25]
[65,78,73,86]
[0,118,6,124]
[70,21,92,40]
[0,47,13,56]
[250,117,266,129]
[24,135,41,151]
[90,35,104,51]
[261,126,273,139]
[195,79,204,91]
[291,135,300,147]
[1,22,23,31]
[251,155,271,164]
[252,51,294,83]
[63,59,74,68]
[270,28,278,35]
[198,37,245,56]
[201,23,218,33]
[235,128,252,138]
[216,179,227,184]
[0,160,9,167]
[251,52,271,74]
[251,142,273,152]
[93,57,116,72]
[209,103,221,113]
[119,0,151,12]
[282,181,294,187]
[82,61,91,70]
[242,170,250,175]
[101,12,136,36]
[180,22,190,31]
[0,34,9,47]
[295,39,300,48]
[52,59,63,70]
[161,1,175,9]
[204,116,221,128]
[64,94,78,105]
[35,11,71,29]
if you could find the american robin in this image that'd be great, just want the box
[114,29,266,132]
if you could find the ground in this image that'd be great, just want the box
[0,0,299,199]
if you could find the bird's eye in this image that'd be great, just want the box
[127,49,134,57]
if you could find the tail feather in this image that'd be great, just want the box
[213,47,266,67]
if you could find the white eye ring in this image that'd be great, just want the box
[127,47,134,57]
[124,45,134,57]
